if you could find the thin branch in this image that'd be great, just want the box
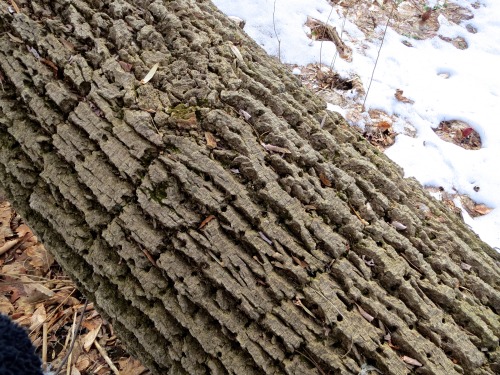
[330,7,349,71]
[55,299,89,375]
[362,3,395,110]
[272,0,281,61]
[319,5,335,67]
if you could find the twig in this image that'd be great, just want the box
[272,0,281,61]
[42,323,48,371]
[55,299,89,375]
[330,7,349,71]
[94,340,120,375]
[319,5,335,67]
[362,3,396,110]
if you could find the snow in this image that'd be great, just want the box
[213,0,500,251]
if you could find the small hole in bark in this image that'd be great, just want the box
[204,174,211,181]
[298,171,304,177]
[362,289,370,296]
[409,325,414,330]
[376,347,383,353]
[234,265,240,271]
[221,206,227,212]
[230,194,237,201]
[420,274,426,280]
[376,241,383,247]
[403,273,411,281]
[426,353,432,358]
[261,211,268,217]
[191,271,198,277]
[244,320,251,328]
[76,154,85,162]
[217,351,222,358]
[442,318,445,323]
[102,134,108,142]
[337,314,343,321]
[178,276,184,282]
[386,305,392,311]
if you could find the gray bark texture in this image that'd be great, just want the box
[0,1,499,374]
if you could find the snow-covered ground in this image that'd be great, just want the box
[213,0,500,251]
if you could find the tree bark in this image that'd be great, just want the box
[0,1,499,374]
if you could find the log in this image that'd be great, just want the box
[0,1,498,374]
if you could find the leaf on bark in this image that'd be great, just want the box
[205,132,217,149]
[319,172,332,187]
[118,61,133,72]
[199,215,216,229]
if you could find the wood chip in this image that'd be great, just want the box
[402,355,423,367]
[319,172,332,187]
[199,215,216,229]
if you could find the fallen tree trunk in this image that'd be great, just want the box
[0,1,498,374]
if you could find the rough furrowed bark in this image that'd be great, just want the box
[0,1,498,374]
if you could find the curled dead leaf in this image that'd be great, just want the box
[118,61,133,72]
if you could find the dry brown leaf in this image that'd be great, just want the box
[319,172,332,187]
[140,62,159,84]
[29,304,46,331]
[421,9,432,22]
[402,355,423,367]
[0,294,14,314]
[204,132,217,149]
[395,89,414,104]
[356,304,375,322]
[83,321,102,351]
[199,215,216,229]
[473,204,492,216]
[376,121,392,131]
[119,357,149,375]
[292,256,309,269]
[40,58,59,78]
[26,243,54,271]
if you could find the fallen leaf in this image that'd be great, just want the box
[83,321,102,351]
[421,9,432,22]
[376,121,392,131]
[462,127,474,138]
[259,231,273,246]
[319,172,332,187]
[40,58,59,78]
[395,89,414,104]
[473,204,492,215]
[402,355,423,367]
[140,62,159,84]
[205,132,217,149]
[29,304,46,331]
[292,256,309,269]
[199,215,216,229]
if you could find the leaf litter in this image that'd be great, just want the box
[0,198,150,375]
